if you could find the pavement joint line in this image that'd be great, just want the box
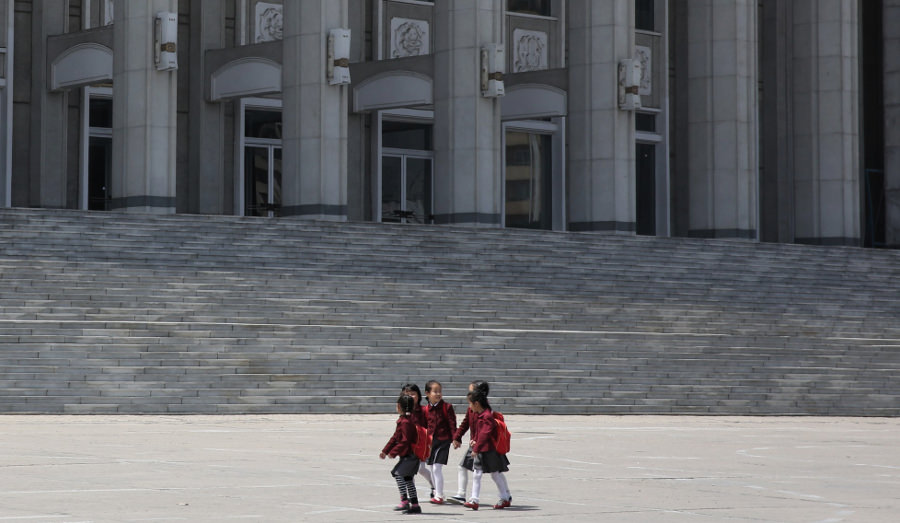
[5,317,896,343]
[0,318,804,338]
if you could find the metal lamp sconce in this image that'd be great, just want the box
[155,12,178,71]
[327,28,352,86]
[481,43,505,98]
[618,58,642,111]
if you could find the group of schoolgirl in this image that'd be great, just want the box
[380,379,512,515]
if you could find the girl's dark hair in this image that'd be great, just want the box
[467,390,491,411]
[470,380,490,396]
[397,394,416,414]
[401,383,422,404]
[425,380,441,393]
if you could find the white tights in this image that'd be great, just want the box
[430,463,444,499]
[470,468,510,503]
[418,461,433,490]
[456,466,469,497]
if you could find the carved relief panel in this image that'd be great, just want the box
[390,17,429,58]
[506,5,560,73]
[635,33,661,109]
[635,45,652,96]
[512,29,548,72]
[382,1,433,60]
[104,0,114,26]
[253,1,283,43]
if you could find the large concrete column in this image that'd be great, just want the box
[885,0,900,248]
[111,0,178,213]
[758,0,795,243]
[31,0,68,208]
[684,0,758,239]
[0,0,8,207]
[187,1,226,214]
[567,0,636,232]
[792,0,860,245]
[432,0,503,226]
[281,0,349,220]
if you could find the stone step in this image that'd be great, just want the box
[2,208,899,415]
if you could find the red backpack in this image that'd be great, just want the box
[412,424,432,461]
[492,411,511,454]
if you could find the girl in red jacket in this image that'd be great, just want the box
[423,380,457,504]
[463,389,512,511]
[402,383,435,496]
[380,394,422,514]
[450,380,490,503]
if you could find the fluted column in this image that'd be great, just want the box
[685,0,758,239]
[792,0,860,245]
[567,0,636,232]
[0,0,8,207]
[885,0,900,247]
[281,0,349,220]
[432,0,504,226]
[31,0,68,208]
[187,1,226,214]
[110,0,178,213]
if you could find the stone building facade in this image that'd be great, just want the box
[1,0,896,247]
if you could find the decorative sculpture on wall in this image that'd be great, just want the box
[104,0,114,26]
[512,29,548,73]
[390,18,429,58]
[636,45,652,96]
[255,2,284,43]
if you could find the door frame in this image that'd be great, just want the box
[80,86,113,210]
[501,118,566,231]
[235,97,282,216]
[372,109,434,223]
[379,149,434,224]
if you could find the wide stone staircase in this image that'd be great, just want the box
[1,208,899,415]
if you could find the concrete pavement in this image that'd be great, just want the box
[0,415,898,522]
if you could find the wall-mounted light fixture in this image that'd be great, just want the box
[481,44,505,98]
[618,58,642,110]
[327,28,351,86]
[155,12,178,71]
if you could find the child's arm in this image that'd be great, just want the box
[471,413,496,454]
[382,424,401,458]
[452,408,470,443]
[447,403,458,435]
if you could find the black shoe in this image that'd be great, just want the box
[404,504,422,514]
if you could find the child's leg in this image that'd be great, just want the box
[490,471,511,500]
[403,475,419,505]
[418,461,433,489]
[470,467,484,503]
[455,447,472,498]
[394,473,408,501]
[432,463,444,499]
[455,466,468,498]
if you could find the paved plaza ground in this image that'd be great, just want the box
[0,415,897,522]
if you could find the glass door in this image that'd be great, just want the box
[83,89,113,211]
[88,136,112,210]
[244,146,282,217]
[636,142,656,236]
[504,130,552,230]
[381,153,433,224]
[240,104,282,217]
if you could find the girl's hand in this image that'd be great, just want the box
[379,452,386,459]
[452,440,461,449]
